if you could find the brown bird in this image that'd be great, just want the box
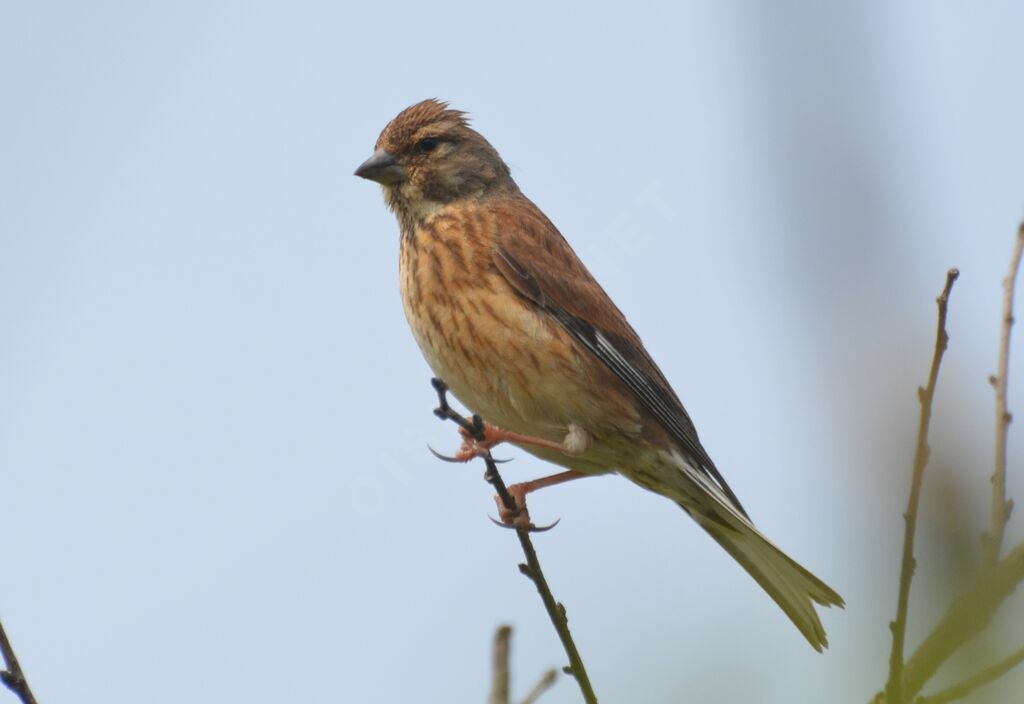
[355,99,843,650]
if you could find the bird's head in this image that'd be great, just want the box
[355,99,517,228]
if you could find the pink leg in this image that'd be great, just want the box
[498,470,588,528]
[453,421,567,462]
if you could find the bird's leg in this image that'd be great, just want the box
[454,421,568,461]
[497,470,588,528]
[430,379,589,462]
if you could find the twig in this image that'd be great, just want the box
[512,533,589,701]
[490,625,512,704]
[487,624,559,704]
[431,379,597,704]
[0,618,37,704]
[430,378,517,513]
[915,645,1024,704]
[519,669,559,704]
[884,269,959,704]
[986,222,1024,564]
[900,539,1024,699]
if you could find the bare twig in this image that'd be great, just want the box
[0,618,37,704]
[519,669,559,704]
[432,379,596,704]
[490,625,512,704]
[986,223,1024,564]
[915,645,1024,704]
[884,269,960,704]
[512,532,588,701]
[487,624,559,704]
[899,539,1024,699]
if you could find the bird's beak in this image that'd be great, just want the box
[354,149,405,185]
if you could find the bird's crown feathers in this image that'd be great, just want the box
[375,98,469,152]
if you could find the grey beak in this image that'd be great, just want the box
[354,149,405,185]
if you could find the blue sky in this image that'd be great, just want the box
[3,2,1024,702]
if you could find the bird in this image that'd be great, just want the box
[355,98,844,650]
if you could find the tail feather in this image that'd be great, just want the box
[632,449,844,649]
[692,509,844,651]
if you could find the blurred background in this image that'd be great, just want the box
[2,1,1023,702]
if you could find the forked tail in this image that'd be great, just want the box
[690,507,845,651]
[631,449,844,649]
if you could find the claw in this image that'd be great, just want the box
[427,444,512,464]
[427,444,464,463]
[488,515,562,532]
[428,440,516,464]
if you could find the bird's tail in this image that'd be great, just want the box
[635,450,844,650]
[686,504,844,651]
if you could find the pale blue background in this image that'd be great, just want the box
[3,2,1023,702]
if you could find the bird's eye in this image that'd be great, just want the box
[417,137,439,153]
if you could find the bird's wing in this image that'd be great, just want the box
[490,199,749,518]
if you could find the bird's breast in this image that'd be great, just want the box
[398,208,596,440]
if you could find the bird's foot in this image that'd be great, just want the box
[491,484,561,532]
[496,483,532,528]
[460,422,567,457]
[427,421,512,463]
[431,421,566,463]
[490,471,585,531]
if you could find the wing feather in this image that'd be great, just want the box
[490,199,749,518]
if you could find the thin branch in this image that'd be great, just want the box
[899,539,1024,699]
[490,625,512,704]
[487,624,558,704]
[0,618,37,704]
[519,669,559,704]
[986,222,1024,564]
[915,645,1024,704]
[432,379,597,704]
[885,269,960,704]
[512,531,590,702]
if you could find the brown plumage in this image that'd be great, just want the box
[355,99,844,650]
